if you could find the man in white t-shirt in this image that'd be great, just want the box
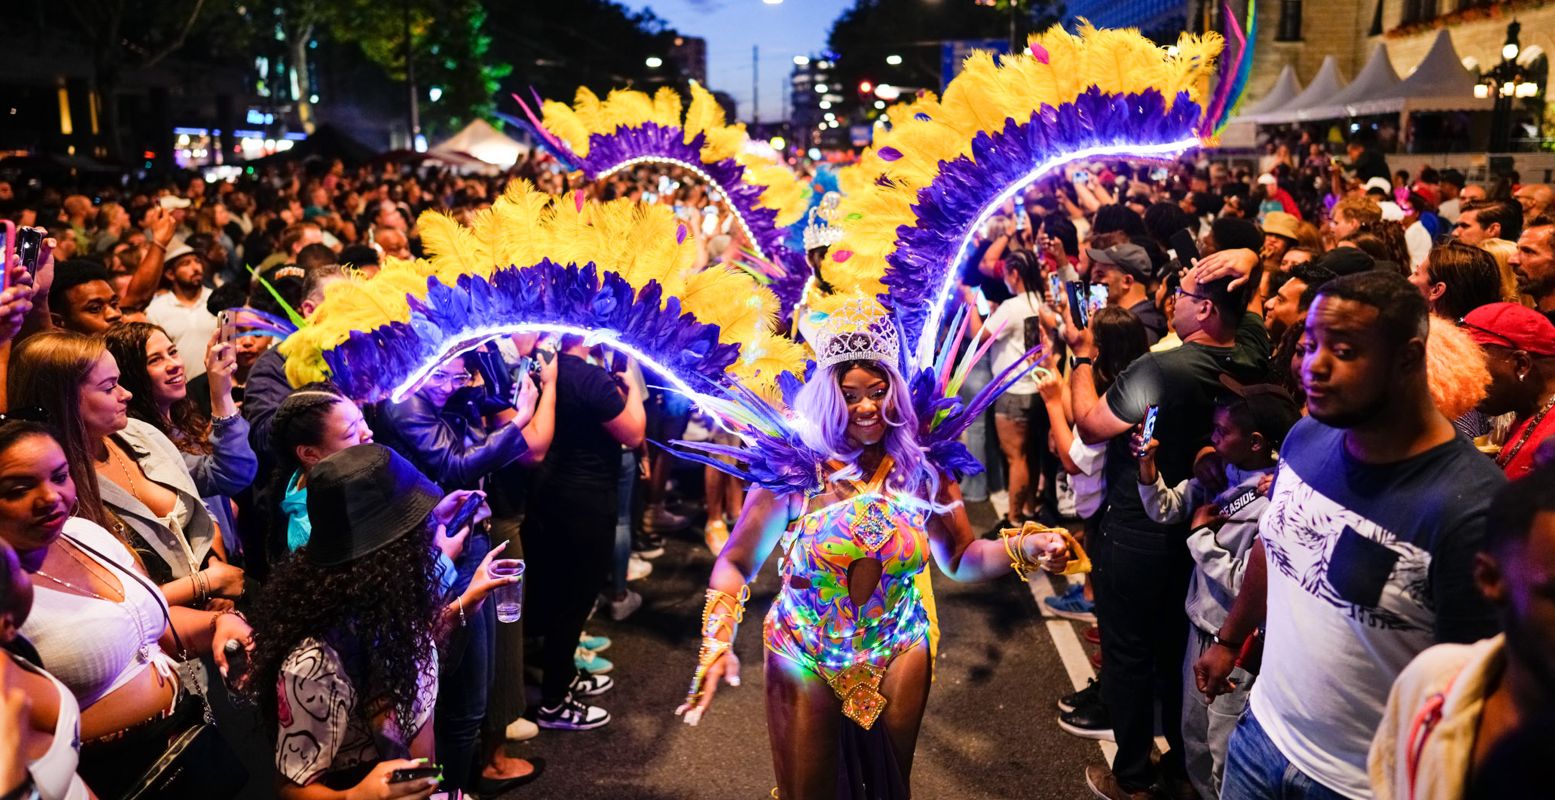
[145,243,216,379]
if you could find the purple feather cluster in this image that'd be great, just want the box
[881,87,1204,355]
[906,344,1047,480]
[579,122,793,264]
[321,260,741,403]
[665,379,829,496]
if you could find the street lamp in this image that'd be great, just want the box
[886,54,903,65]
[1481,20,1541,152]
[793,55,810,66]
[645,56,663,68]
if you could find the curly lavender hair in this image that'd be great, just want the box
[791,358,941,503]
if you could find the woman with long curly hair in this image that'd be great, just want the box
[103,321,257,565]
[245,443,525,799]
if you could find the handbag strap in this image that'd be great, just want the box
[66,533,188,660]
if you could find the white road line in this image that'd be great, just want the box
[1028,575,1169,761]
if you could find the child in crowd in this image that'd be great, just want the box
[1132,377,1301,799]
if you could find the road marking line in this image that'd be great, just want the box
[1029,575,1169,761]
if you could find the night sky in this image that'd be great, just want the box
[631,0,854,122]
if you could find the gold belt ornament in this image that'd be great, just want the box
[827,662,887,729]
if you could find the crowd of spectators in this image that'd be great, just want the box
[0,131,1550,800]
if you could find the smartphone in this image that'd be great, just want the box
[1047,274,1064,305]
[1065,280,1089,328]
[389,765,443,784]
[701,206,719,236]
[1150,167,1170,182]
[1141,404,1160,443]
[0,222,11,292]
[1071,169,1090,185]
[15,227,44,273]
[444,491,485,538]
[1023,316,1042,352]
[1169,228,1200,266]
[1087,284,1108,315]
[973,286,990,317]
[222,639,249,689]
[1014,209,1027,232]
[216,310,237,345]
[642,191,658,204]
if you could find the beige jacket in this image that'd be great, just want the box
[1369,634,1505,800]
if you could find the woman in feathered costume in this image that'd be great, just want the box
[672,297,1074,798]
[667,19,1248,798]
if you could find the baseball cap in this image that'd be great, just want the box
[1085,242,1152,281]
[1314,247,1376,277]
[1262,211,1300,242]
[157,195,192,210]
[1460,303,1555,356]
[1257,173,1278,186]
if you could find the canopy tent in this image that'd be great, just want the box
[1234,64,1303,122]
[1297,44,1402,121]
[1251,56,1348,124]
[1319,30,1493,117]
[428,119,529,170]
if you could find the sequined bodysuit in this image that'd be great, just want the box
[764,457,931,729]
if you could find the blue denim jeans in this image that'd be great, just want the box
[1222,710,1351,800]
[612,450,636,594]
[435,533,494,790]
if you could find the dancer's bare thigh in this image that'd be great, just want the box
[766,648,841,800]
[878,641,932,777]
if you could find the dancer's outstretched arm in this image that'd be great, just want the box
[925,473,1068,583]
[676,487,795,725]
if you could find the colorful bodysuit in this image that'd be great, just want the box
[764,456,932,729]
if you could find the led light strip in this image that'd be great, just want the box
[595,155,768,261]
[913,138,1201,367]
[388,321,721,407]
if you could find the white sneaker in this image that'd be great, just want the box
[537,696,611,731]
[607,589,642,621]
[627,555,653,581]
[505,716,539,742]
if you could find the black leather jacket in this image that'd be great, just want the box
[376,389,529,492]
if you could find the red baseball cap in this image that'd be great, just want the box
[1461,303,1555,356]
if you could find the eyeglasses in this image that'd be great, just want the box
[1456,317,1520,350]
[1174,287,1210,302]
[427,372,472,388]
[0,407,50,424]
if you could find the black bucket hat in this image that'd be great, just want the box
[305,443,440,567]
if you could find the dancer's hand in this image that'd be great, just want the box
[675,650,740,726]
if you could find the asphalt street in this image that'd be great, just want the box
[499,499,1111,800]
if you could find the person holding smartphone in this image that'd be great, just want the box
[971,249,1055,530]
[247,444,525,800]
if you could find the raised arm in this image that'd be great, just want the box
[925,473,1067,583]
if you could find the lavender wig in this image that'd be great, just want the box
[791,358,942,505]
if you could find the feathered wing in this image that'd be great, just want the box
[279,181,803,397]
[664,379,828,497]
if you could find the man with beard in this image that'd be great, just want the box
[1369,465,1555,799]
[1510,216,1555,325]
[1197,270,1504,800]
[145,242,217,378]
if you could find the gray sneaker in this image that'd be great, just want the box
[607,589,642,621]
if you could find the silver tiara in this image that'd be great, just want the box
[814,296,900,370]
[802,192,846,252]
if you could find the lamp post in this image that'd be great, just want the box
[1479,21,1542,152]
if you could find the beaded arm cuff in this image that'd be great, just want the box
[1000,522,1092,580]
[684,585,751,709]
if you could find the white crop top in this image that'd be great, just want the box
[22,517,177,708]
[15,656,89,800]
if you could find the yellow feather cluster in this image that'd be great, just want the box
[279,180,803,391]
[817,23,1223,313]
[538,82,806,223]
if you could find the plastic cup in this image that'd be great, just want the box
[490,559,525,623]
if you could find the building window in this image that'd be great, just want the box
[1276,0,1303,41]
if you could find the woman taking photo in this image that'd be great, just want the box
[246,443,525,799]
[0,418,251,799]
[9,331,243,609]
[103,322,258,566]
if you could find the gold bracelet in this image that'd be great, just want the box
[684,586,749,708]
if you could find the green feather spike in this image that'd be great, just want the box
[246,264,308,329]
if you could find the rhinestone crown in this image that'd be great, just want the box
[802,192,846,252]
[814,296,900,370]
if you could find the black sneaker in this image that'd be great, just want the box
[537,696,611,730]
[1057,699,1114,741]
[1057,677,1101,713]
[632,530,666,559]
[570,672,614,697]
